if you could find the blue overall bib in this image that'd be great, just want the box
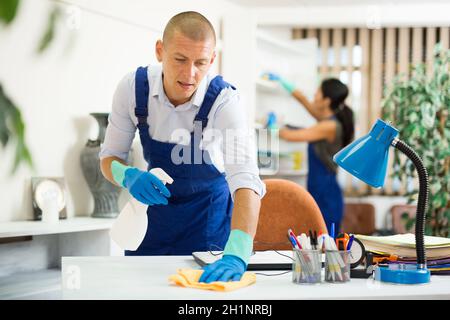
[125,66,235,256]
[307,126,344,234]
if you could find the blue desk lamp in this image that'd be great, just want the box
[333,119,430,284]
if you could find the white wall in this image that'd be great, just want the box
[221,9,257,127]
[1,0,432,224]
[0,0,242,222]
[254,3,450,27]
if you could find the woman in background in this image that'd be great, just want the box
[268,74,354,234]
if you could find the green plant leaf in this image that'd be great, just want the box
[0,0,20,25]
[430,181,442,194]
[37,7,60,53]
[0,84,33,173]
[405,217,415,232]
[382,44,450,236]
[424,224,434,236]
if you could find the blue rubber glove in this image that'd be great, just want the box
[199,229,253,283]
[111,160,171,206]
[263,72,296,93]
[198,255,246,283]
[264,72,281,81]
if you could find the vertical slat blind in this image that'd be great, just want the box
[332,29,343,76]
[358,28,371,196]
[345,28,356,194]
[369,28,383,195]
[412,27,423,65]
[320,29,330,76]
[292,25,450,196]
[440,27,449,50]
[306,28,317,38]
[384,28,396,195]
[426,28,436,78]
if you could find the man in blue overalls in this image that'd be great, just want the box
[100,11,265,283]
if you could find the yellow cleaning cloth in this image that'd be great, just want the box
[168,269,256,292]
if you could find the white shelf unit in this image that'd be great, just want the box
[255,78,282,93]
[256,30,315,56]
[0,268,61,300]
[0,216,120,300]
[0,217,115,238]
[254,28,318,182]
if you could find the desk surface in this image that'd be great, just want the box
[61,256,450,300]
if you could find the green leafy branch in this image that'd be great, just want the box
[382,44,450,237]
[1,0,61,174]
[0,85,33,173]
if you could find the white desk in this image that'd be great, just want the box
[61,256,450,300]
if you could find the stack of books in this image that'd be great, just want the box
[356,233,450,275]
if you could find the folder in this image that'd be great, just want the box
[356,233,450,259]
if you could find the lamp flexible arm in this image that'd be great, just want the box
[392,138,429,268]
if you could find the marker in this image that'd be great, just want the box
[299,233,310,250]
[318,235,325,251]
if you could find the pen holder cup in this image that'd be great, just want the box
[292,249,322,284]
[325,250,351,283]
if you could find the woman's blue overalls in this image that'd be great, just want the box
[307,119,344,234]
[125,66,234,256]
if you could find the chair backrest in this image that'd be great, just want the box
[254,179,328,251]
[341,203,376,235]
[391,204,416,234]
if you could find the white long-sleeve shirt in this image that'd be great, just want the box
[99,65,266,199]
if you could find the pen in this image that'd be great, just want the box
[287,234,313,280]
[313,231,318,249]
[331,223,335,239]
[318,234,327,251]
[288,229,302,249]
[308,230,315,249]
[347,234,355,250]
[287,234,299,249]
[287,235,301,282]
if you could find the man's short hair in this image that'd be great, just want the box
[163,11,216,45]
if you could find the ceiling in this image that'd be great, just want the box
[226,0,450,7]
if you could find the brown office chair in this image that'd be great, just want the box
[391,204,416,234]
[254,179,328,251]
[341,203,376,235]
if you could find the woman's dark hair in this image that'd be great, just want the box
[321,78,355,147]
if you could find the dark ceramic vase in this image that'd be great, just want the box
[80,113,122,218]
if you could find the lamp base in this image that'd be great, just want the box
[374,264,430,284]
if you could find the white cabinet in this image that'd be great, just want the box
[254,28,318,183]
[0,217,121,299]
[222,19,318,184]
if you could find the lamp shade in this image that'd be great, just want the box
[333,119,399,188]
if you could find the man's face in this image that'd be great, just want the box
[156,31,216,106]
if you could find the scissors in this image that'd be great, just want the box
[335,233,350,251]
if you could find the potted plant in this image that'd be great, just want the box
[1,0,60,173]
[382,44,450,237]
[1,0,32,173]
